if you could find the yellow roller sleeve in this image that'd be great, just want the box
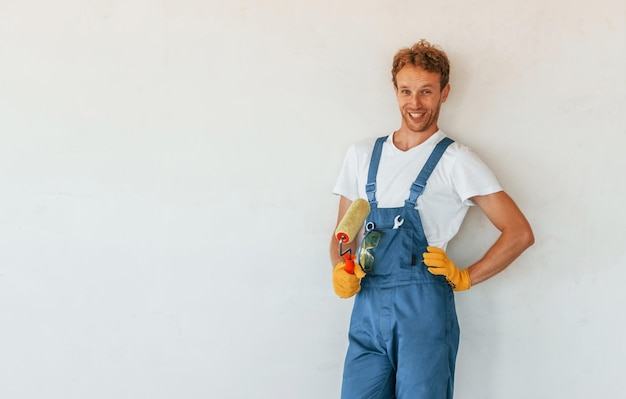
[332,261,366,298]
[423,246,471,291]
[334,198,370,244]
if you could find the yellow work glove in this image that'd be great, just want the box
[332,261,366,298]
[423,246,471,291]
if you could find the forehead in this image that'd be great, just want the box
[396,65,441,87]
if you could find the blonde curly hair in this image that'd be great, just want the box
[391,39,450,91]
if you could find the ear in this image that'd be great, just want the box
[441,83,451,102]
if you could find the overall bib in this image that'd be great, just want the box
[341,136,460,399]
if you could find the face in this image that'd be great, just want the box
[394,65,450,135]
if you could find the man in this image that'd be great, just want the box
[330,39,534,399]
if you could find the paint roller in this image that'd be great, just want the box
[334,198,370,274]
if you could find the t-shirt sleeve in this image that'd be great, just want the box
[332,145,360,201]
[452,147,503,205]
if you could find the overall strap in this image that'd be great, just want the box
[406,137,454,206]
[365,136,388,206]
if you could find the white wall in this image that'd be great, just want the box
[1,0,624,398]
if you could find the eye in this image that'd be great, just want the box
[422,90,431,95]
[401,89,411,95]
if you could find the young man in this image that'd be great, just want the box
[330,40,534,399]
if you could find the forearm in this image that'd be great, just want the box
[465,191,535,286]
[466,225,534,285]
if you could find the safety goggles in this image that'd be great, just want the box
[358,230,382,272]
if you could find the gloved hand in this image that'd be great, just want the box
[423,246,471,291]
[332,260,366,298]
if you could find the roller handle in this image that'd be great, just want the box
[343,252,355,274]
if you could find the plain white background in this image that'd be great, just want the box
[1,0,624,398]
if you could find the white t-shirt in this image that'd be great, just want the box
[332,131,502,249]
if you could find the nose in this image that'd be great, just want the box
[409,94,421,108]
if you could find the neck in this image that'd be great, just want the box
[392,128,438,151]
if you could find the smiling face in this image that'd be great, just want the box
[394,65,450,136]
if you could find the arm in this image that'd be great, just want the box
[466,191,535,285]
[329,195,356,267]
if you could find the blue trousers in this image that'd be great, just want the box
[341,281,460,399]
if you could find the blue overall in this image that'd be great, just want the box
[341,136,460,399]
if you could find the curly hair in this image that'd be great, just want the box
[391,39,450,90]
